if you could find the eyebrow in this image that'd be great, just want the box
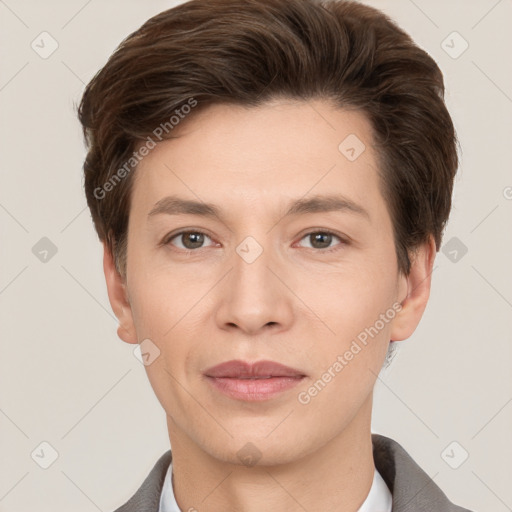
[147,194,370,221]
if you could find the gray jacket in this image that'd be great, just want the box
[114,434,475,511]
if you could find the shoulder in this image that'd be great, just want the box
[112,450,172,512]
[372,434,476,512]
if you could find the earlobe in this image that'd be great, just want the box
[390,236,436,342]
[102,241,138,345]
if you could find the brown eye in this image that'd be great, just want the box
[166,231,213,250]
[297,231,345,251]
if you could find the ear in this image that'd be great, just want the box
[390,235,436,341]
[102,241,138,344]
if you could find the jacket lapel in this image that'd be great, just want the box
[114,449,172,512]
[372,434,473,511]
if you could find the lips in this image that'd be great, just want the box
[203,359,306,401]
[204,359,306,379]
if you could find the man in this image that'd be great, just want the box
[77,0,474,510]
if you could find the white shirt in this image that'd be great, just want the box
[159,461,392,512]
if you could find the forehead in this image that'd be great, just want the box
[130,99,386,222]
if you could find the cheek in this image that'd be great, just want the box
[127,263,197,337]
[299,269,398,384]
[126,273,196,411]
[297,278,395,417]
[306,264,397,331]
[127,268,209,386]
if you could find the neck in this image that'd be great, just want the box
[167,394,375,512]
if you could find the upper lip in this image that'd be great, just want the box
[204,360,306,378]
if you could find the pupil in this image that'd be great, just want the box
[184,232,204,249]
[312,233,331,248]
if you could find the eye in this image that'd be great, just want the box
[296,230,346,252]
[162,229,347,253]
[164,230,215,251]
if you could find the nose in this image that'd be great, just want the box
[214,239,294,335]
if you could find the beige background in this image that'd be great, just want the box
[1,0,511,511]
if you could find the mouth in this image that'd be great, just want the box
[203,359,306,401]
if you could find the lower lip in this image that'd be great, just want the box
[205,375,304,401]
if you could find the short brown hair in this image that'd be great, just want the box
[77,0,459,278]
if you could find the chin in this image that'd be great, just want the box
[201,432,308,468]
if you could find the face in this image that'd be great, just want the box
[104,99,434,466]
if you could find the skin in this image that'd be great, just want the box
[103,99,436,512]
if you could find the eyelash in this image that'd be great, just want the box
[161,229,348,254]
